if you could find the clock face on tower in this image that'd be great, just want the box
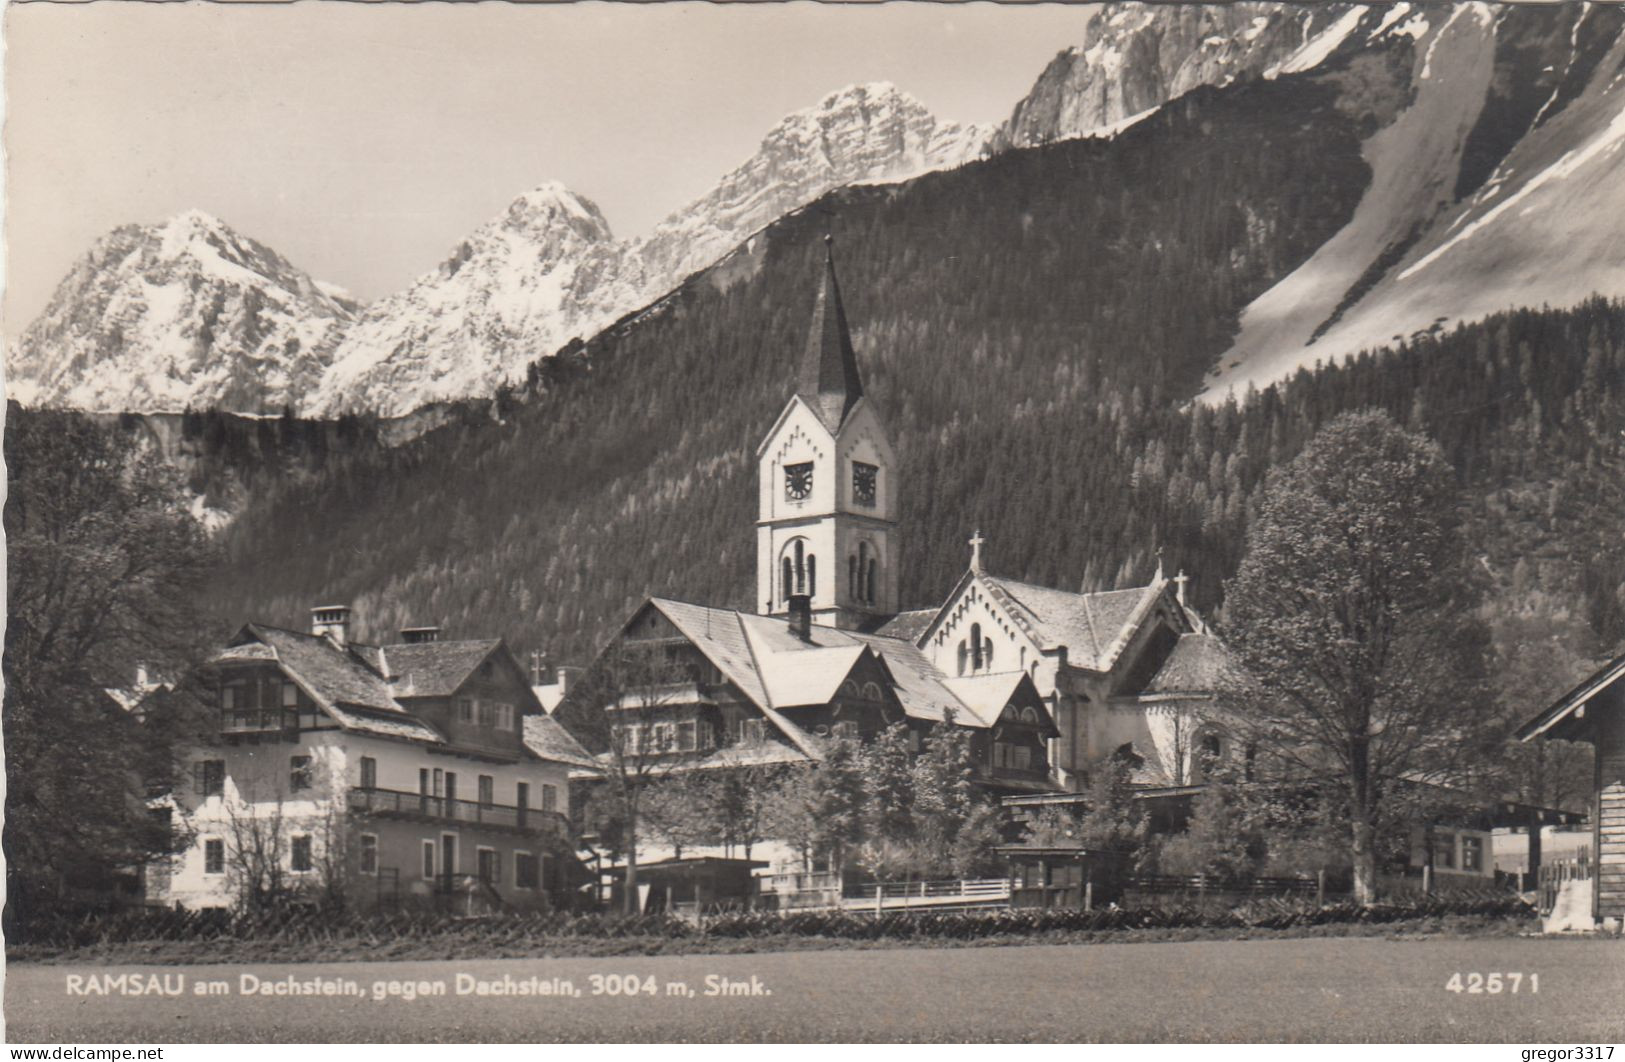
[852,462,878,507]
[784,462,814,501]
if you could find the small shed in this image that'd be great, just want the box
[618,857,769,915]
[995,845,1125,909]
[1516,650,1625,927]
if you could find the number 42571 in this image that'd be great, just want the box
[1446,972,1539,994]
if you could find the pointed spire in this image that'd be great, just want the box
[797,235,865,430]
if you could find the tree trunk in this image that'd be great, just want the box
[1351,819,1377,906]
[623,814,640,915]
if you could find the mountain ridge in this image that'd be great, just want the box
[13,3,1623,418]
[8,4,1377,417]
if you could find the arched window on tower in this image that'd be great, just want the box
[782,538,815,601]
[857,543,870,604]
[971,624,983,671]
[848,555,858,600]
[867,555,877,605]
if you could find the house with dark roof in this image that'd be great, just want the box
[554,243,1240,811]
[1516,650,1625,929]
[154,608,596,913]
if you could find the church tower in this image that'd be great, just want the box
[756,240,899,629]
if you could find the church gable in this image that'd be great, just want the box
[758,398,837,520]
[834,401,896,516]
[919,571,1046,680]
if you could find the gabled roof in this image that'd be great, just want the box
[917,568,1181,672]
[629,600,1057,749]
[936,675,1059,740]
[739,613,958,725]
[795,244,864,432]
[756,644,869,708]
[645,600,823,761]
[218,625,442,743]
[385,639,505,698]
[651,599,770,708]
[1145,633,1233,695]
[1516,648,1625,741]
[983,576,1161,669]
[522,713,601,771]
[239,625,403,714]
[212,624,576,761]
[865,609,936,642]
[941,673,1030,728]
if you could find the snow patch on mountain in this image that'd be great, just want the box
[310,83,989,416]
[993,3,1360,151]
[8,211,356,414]
[1205,6,1625,402]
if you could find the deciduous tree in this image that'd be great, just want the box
[1219,411,1492,904]
[4,411,218,925]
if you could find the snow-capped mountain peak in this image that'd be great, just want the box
[308,180,623,415]
[8,210,356,414]
[305,85,989,417]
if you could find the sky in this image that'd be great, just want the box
[4,2,1101,330]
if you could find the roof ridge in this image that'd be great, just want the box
[980,575,1042,638]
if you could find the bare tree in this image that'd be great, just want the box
[221,789,290,913]
[555,641,706,912]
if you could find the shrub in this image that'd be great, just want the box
[9,893,1534,955]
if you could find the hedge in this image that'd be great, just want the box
[9,894,1534,952]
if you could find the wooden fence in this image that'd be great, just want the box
[1537,851,1592,915]
[840,877,1015,913]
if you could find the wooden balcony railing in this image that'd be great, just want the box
[347,786,569,837]
[221,708,296,734]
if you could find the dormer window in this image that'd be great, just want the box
[852,462,877,507]
[784,462,814,501]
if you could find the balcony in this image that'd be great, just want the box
[347,786,569,838]
[221,708,296,735]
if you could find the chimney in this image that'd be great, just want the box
[557,666,583,695]
[788,594,813,642]
[311,605,351,647]
[400,626,440,645]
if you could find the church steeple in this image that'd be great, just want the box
[755,237,899,629]
[796,237,864,431]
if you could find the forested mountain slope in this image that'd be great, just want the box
[205,74,1375,660]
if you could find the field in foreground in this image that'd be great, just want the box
[6,936,1622,1042]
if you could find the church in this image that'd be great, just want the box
[554,242,1235,797]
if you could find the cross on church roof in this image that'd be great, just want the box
[970,529,986,573]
